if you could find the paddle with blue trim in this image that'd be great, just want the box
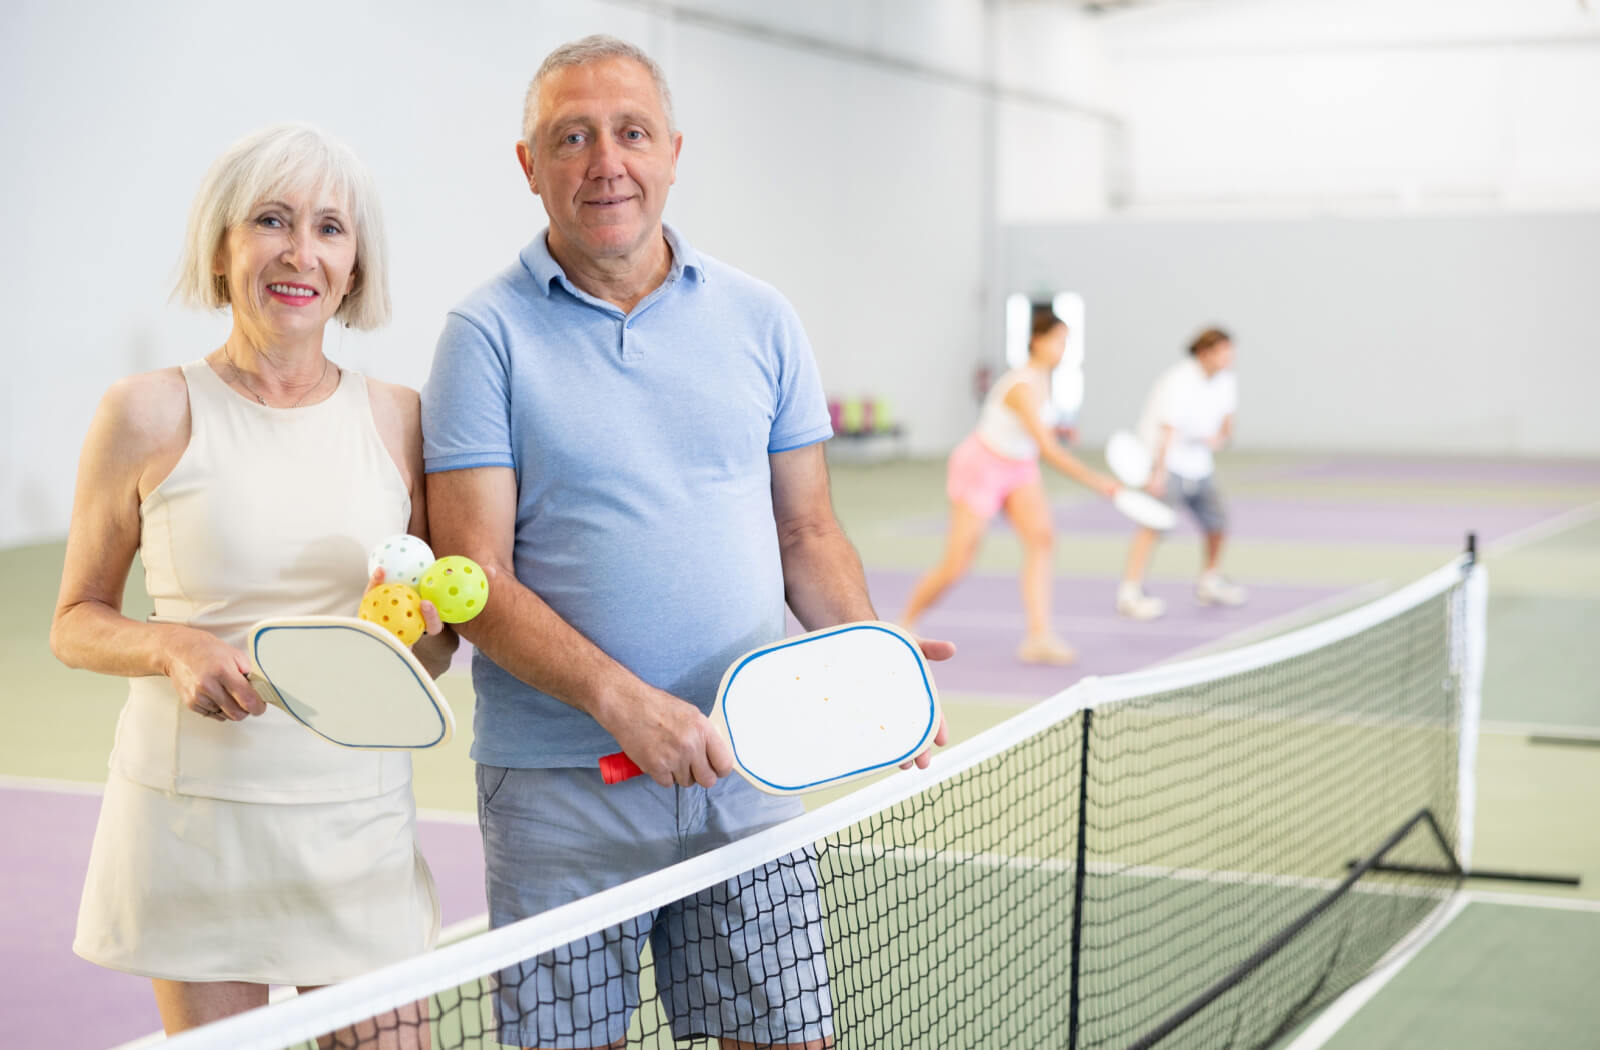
[244,616,456,750]
[599,621,943,795]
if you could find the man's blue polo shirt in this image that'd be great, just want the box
[421,226,833,768]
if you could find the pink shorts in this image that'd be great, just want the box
[946,433,1041,518]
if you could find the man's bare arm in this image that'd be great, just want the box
[768,444,877,630]
[425,466,730,786]
[770,444,952,767]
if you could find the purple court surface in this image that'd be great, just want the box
[2,785,485,1049]
[863,568,1340,697]
[903,495,1574,545]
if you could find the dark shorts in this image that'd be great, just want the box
[1165,474,1228,534]
[477,764,833,1047]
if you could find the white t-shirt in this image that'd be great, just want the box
[1136,358,1237,480]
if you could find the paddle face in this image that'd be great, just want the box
[599,621,942,794]
[1106,429,1152,488]
[246,616,454,750]
[717,622,942,795]
[1114,488,1177,532]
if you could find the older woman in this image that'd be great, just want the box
[51,123,452,1046]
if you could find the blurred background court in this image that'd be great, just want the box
[4,0,1598,1047]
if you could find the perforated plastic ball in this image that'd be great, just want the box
[358,583,426,646]
[418,556,489,624]
[367,535,435,589]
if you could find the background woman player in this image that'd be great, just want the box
[901,303,1120,665]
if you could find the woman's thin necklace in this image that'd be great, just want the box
[224,345,333,409]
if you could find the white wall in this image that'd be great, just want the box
[1004,212,1600,457]
[1099,0,1600,214]
[995,2,1119,223]
[0,0,1117,547]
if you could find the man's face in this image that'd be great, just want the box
[521,57,682,267]
[1200,339,1235,375]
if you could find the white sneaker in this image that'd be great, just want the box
[1196,572,1247,606]
[1116,583,1167,621]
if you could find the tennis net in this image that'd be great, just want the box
[157,555,1484,1050]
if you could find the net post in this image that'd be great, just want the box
[1067,706,1092,1050]
[1464,531,1477,568]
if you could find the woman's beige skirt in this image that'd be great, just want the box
[74,772,439,985]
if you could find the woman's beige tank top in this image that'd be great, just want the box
[110,360,414,803]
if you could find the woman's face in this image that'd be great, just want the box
[1030,322,1068,369]
[215,185,357,341]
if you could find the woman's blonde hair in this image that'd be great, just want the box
[173,122,391,330]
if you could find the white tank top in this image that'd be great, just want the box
[975,367,1058,461]
[110,361,414,803]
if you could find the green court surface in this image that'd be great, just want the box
[6,451,1598,1048]
[1308,901,1600,1050]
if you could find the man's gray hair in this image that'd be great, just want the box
[521,34,676,144]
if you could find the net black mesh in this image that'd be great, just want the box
[1079,588,1463,1050]
[174,578,1466,1050]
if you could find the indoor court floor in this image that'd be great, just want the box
[4,450,1597,1049]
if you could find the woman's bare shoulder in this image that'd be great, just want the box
[96,366,191,448]
[363,375,420,434]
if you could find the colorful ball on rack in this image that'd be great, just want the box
[367,535,435,589]
[358,583,426,646]
[418,556,489,624]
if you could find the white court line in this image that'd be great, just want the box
[1481,720,1600,741]
[0,772,105,795]
[1484,499,1600,556]
[1280,889,1600,1050]
[1464,889,1600,913]
[417,806,477,825]
[0,774,483,825]
[1281,894,1471,1050]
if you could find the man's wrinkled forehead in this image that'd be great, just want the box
[535,58,670,137]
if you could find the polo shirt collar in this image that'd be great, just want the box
[520,223,707,298]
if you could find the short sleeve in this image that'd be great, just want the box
[766,298,833,454]
[1217,371,1239,415]
[421,312,516,473]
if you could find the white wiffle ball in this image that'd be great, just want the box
[367,535,436,589]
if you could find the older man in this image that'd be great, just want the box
[423,34,948,1049]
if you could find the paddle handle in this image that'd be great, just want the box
[598,751,644,785]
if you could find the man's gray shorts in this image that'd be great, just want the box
[1165,474,1229,534]
[477,764,834,1047]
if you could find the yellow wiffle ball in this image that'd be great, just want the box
[358,582,426,646]
[418,556,489,624]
